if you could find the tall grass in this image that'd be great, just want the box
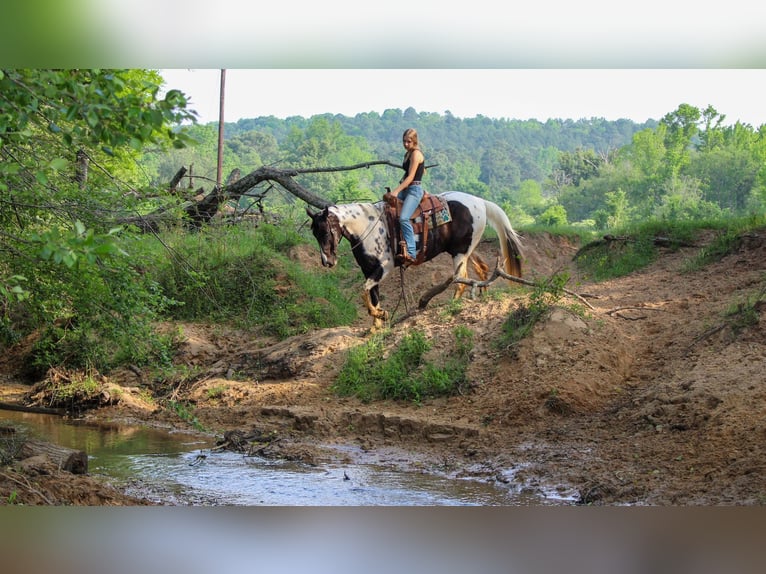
[572,217,762,281]
[142,222,358,337]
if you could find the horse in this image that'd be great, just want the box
[306,190,523,330]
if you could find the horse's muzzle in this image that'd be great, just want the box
[320,253,336,268]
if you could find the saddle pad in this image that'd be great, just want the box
[413,194,452,228]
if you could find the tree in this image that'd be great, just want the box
[282,117,377,202]
[537,204,567,226]
[0,69,195,367]
[698,105,726,152]
[688,146,759,212]
[660,103,701,179]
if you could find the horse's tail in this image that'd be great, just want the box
[483,199,523,278]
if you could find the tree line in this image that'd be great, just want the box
[138,101,765,229]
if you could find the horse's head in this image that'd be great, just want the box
[306,206,341,268]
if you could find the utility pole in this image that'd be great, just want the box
[216,69,226,188]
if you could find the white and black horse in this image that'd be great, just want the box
[306,191,523,329]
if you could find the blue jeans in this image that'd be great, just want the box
[397,184,424,258]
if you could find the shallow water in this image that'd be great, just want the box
[2,409,557,506]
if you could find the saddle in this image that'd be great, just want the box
[383,190,452,266]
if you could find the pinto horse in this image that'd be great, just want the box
[306,191,523,329]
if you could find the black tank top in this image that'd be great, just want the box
[403,153,425,182]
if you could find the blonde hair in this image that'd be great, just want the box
[402,128,424,172]
[403,128,419,149]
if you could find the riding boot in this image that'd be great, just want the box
[400,253,416,269]
[397,241,416,268]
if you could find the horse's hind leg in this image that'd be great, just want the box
[452,253,490,299]
[469,253,490,295]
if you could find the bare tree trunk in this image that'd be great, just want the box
[75,149,89,189]
[118,160,400,231]
[168,166,187,193]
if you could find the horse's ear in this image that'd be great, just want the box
[306,206,317,219]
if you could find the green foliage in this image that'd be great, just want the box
[574,222,669,281]
[537,204,568,226]
[681,214,766,272]
[334,327,474,403]
[148,223,357,337]
[498,273,569,350]
[24,251,178,375]
[725,294,764,335]
[167,400,206,432]
[28,368,113,413]
[1,68,196,371]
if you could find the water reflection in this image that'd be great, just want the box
[1,409,547,506]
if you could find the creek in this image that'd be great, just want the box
[2,409,562,506]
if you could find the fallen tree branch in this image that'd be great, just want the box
[120,160,439,231]
[0,401,67,416]
[417,265,597,310]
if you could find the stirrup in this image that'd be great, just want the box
[398,252,417,269]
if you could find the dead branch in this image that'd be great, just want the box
[0,470,54,505]
[418,275,456,309]
[120,160,437,231]
[418,265,596,310]
[168,166,187,193]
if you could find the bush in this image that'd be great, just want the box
[334,327,474,403]
[148,223,357,337]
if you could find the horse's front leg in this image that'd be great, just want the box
[363,285,388,331]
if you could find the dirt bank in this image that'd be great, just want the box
[2,229,765,505]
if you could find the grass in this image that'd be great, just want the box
[680,214,766,272]
[572,216,765,281]
[333,326,474,404]
[723,278,766,335]
[145,222,358,338]
[167,400,206,432]
[497,272,570,351]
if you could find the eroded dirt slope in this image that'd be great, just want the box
[2,229,765,505]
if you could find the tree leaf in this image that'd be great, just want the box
[49,158,68,171]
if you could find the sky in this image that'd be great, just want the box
[159,69,766,128]
[3,2,766,128]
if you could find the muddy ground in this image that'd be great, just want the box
[1,228,765,505]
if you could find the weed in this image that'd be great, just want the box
[150,223,357,338]
[333,327,474,403]
[29,368,110,411]
[724,280,766,335]
[439,298,463,319]
[167,400,206,432]
[206,385,227,400]
[498,272,569,351]
[681,228,743,272]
